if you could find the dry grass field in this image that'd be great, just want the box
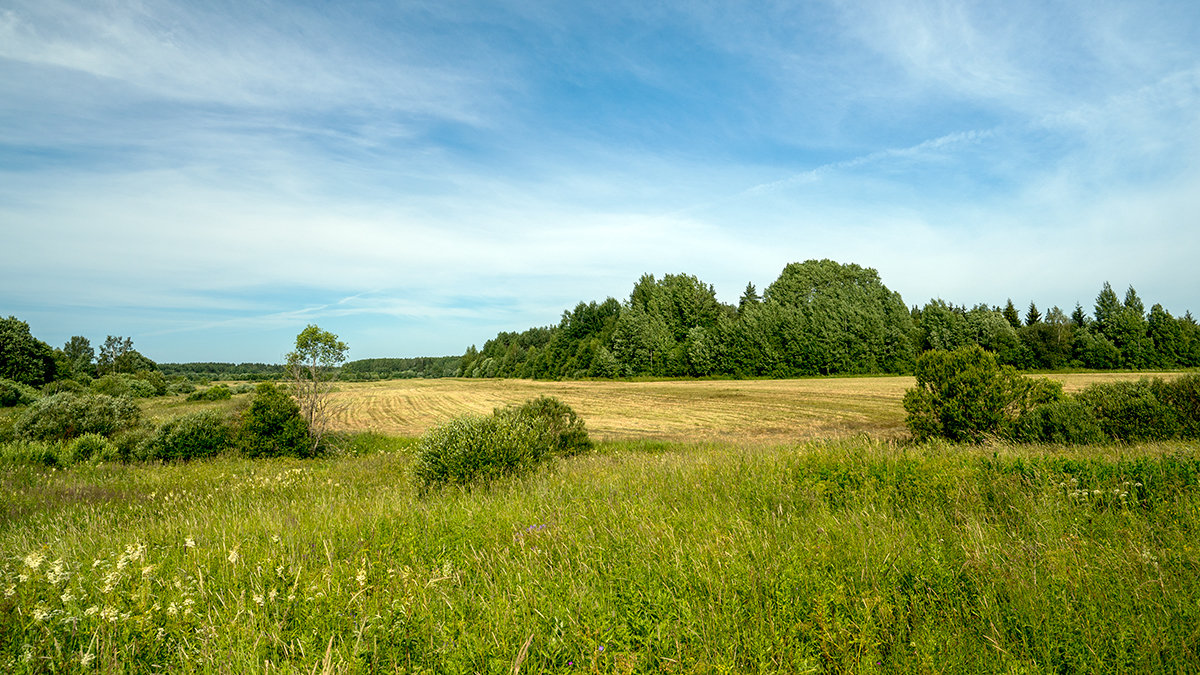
[320,371,1177,443]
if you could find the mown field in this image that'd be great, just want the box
[5,373,1198,673]
[334,372,1176,443]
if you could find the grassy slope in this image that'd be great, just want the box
[3,373,1197,672]
[3,438,1199,673]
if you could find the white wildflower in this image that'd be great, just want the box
[23,551,44,570]
[84,605,99,617]
[227,548,239,564]
[80,652,95,667]
[60,590,76,603]
[32,605,50,622]
[253,593,264,606]
[184,537,196,549]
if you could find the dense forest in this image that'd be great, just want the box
[458,259,1200,379]
[4,259,1198,393]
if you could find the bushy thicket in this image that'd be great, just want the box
[239,382,312,458]
[13,392,141,442]
[0,378,40,407]
[143,410,234,461]
[187,384,232,401]
[414,396,591,490]
[905,349,1200,444]
[903,346,1062,443]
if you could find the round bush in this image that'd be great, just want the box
[67,433,118,463]
[414,414,546,490]
[168,381,197,396]
[239,382,312,458]
[0,378,41,407]
[497,395,592,457]
[14,392,140,442]
[146,410,234,461]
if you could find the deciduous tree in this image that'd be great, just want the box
[286,324,348,453]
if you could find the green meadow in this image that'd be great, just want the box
[4,420,1200,672]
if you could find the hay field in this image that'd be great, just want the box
[325,371,1176,443]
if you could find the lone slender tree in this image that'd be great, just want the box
[286,325,348,454]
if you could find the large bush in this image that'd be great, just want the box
[496,395,592,457]
[413,413,546,489]
[1075,380,1180,442]
[0,378,41,407]
[14,392,140,442]
[239,382,312,458]
[145,410,234,461]
[415,396,592,490]
[903,345,1062,443]
[1155,373,1200,439]
[1008,399,1106,445]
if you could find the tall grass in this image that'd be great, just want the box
[2,437,1198,672]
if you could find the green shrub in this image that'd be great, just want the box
[1155,374,1200,439]
[0,439,64,467]
[188,384,233,402]
[0,378,40,407]
[168,381,197,395]
[14,392,140,442]
[1010,399,1106,445]
[497,395,592,457]
[145,410,234,461]
[1076,380,1179,442]
[239,382,312,458]
[111,424,156,462]
[67,433,118,463]
[903,345,1063,443]
[413,413,546,490]
[41,379,85,395]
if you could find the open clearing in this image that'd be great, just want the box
[322,371,1177,442]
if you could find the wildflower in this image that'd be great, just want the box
[156,628,165,640]
[32,605,50,622]
[92,559,104,568]
[80,652,95,667]
[268,589,278,602]
[227,548,240,564]
[142,565,156,579]
[356,568,367,586]
[4,586,14,597]
[18,573,28,583]
[47,559,68,585]
[100,606,118,622]
[84,605,99,617]
[166,603,178,616]
[185,537,196,549]
[23,551,45,570]
[253,594,264,606]
[61,590,76,603]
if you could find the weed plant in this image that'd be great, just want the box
[2,437,1198,672]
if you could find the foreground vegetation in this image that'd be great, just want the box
[3,437,1199,672]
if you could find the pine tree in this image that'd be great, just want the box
[1025,302,1042,326]
[1003,299,1021,329]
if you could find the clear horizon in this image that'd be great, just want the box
[3,1,1199,363]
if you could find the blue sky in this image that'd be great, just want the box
[2,0,1199,363]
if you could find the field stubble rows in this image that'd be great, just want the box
[325,372,1172,442]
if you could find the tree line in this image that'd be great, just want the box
[458,260,1200,379]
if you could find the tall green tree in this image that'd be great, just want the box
[1003,299,1022,329]
[0,316,57,387]
[765,259,914,375]
[286,325,348,453]
[97,336,133,376]
[1024,302,1042,326]
[62,336,95,379]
